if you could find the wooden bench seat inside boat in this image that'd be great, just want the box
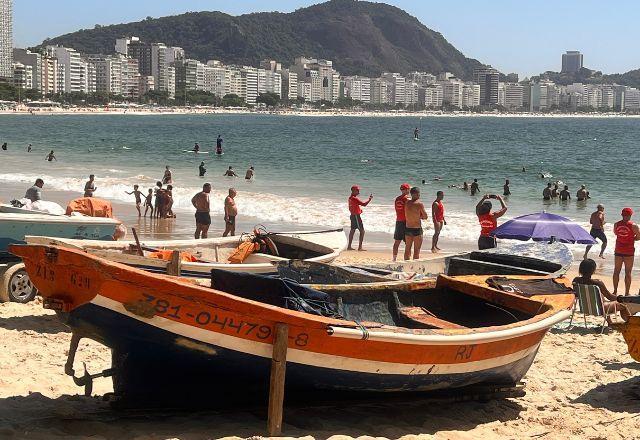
[397,306,468,329]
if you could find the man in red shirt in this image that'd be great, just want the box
[348,185,373,251]
[431,190,446,253]
[392,183,411,261]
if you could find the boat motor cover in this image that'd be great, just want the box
[210,269,339,317]
[65,197,114,218]
[486,277,573,298]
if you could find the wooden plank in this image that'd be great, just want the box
[166,250,182,276]
[267,323,289,436]
[131,228,144,256]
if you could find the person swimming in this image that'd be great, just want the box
[199,161,206,177]
[45,150,56,161]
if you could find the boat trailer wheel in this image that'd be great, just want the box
[2,264,38,303]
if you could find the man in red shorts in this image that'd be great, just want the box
[347,185,373,251]
[392,183,411,261]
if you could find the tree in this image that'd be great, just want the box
[222,94,245,107]
[256,92,280,107]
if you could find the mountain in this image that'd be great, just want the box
[39,0,484,79]
[534,67,640,89]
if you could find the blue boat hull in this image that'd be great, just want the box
[64,303,536,404]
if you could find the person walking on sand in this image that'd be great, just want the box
[199,161,207,177]
[470,179,479,196]
[347,185,372,251]
[613,208,640,295]
[162,166,172,185]
[191,183,212,239]
[45,150,56,162]
[83,175,97,197]
[392,183,411,261]
[559,185,571,202]
[223,166,238,177]
[431,191,446,253]
[404,187,428,260]
[476,194,507,250]
[25,178,44,202]
[223,188,238,237]
[584,204,607,260]
[125,184,143,217]
[503,179,511,196]
[143,189,154,217]
[245,166,255,180]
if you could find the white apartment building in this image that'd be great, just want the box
[462,84,480,108]
[504,83,524,110]
[497,82,506,107]
[342,76,371,103]
[90,55,122,95]
[370,78,388,104]
[0,0,12,79]
[424,84,443,108]
[259,69,282,97]
[600,85,614,109]
[441,79,463,108]
[280,69,297,101]
[381,73,406,105]
[152,43,184,96]
[405,82,420,106]
[241,67,258,105]
[203,63,226,97]
[12,62,33,90]
[47,46,88,93]
[41,55,59,96]
[13,49,41,91]
[623,89,640,111]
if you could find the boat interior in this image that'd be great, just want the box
[446,251,563,276]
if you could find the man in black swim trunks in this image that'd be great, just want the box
[404,187,428,260]
[223,188,237,237]
[191,183,212,239]
[543,183,552,201]
[584,204,607,259]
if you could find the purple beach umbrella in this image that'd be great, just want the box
[492,212,596,245]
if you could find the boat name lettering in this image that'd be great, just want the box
[35,265,55,282]
[69,272,90,290]
[454,344,476,360]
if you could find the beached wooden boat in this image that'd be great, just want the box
[25,229,346,276]
[276,260,403,284]
[11,244,574,402]
[611,296,640,362]
[445,242,573,277]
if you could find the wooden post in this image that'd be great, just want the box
[267,323,289,436]
[166,250,182,276]
[131,228,144,256]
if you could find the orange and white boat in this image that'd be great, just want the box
[11,244,575,401]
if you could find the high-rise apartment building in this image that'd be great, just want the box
[342,76,371,103]
[12,62,32,89]
[504,83,524,110]
[473,67,499,106]
[561,51,583,73]
[46,46,88,93]
[13,48,41,91]
[0,0,12,80]
[280,69,298,101]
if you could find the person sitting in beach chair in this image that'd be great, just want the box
[571,258,628,331]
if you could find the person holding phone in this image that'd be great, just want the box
[476,194,507,250]
[347,185,373,251]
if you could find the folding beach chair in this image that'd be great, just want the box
[570,283,607,333]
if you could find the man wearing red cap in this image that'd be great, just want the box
[431,191,446,253]
[392,183,411,261]
[613,207,640,295]
[347,185,373,251]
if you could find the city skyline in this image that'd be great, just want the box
[11,0,640,78]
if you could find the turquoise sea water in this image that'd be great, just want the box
[0,114,638,249]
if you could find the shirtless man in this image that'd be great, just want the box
[404,187,428,260]
[470,179,479,196]
[577,185,590,202]
[199,161,206,177]
[223,166,238,177]
[245,166,255,180]
[559,185,571,202]
[191,183,212,239]
[45,150,56,162]
[584,204,607,259]
[83,175,96,197]
[125,184,143,216]
[542,183,552,201]
[223,188,238,237]
[162,166,172,185]
[503,179,511,196]
[431,191,446,253]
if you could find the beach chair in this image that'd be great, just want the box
[570,283,607,333]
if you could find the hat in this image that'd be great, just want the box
[351,185,360,191]
[622,207,634,216]
[400,183,411,190]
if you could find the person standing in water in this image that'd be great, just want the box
[476,194,507,250]
[470,179,479,196]
[347,185,373,251]
[216,135,223,155]
[27,144,32,152]
[223,166,238,177]
[543,183,552,201]
[191,183,212,239]
[162,166,172,184]
[584,204,607,260]
[392,183,411,261]
[612,208,640,295]
[404,187,428,260]
[143,189,154,217]
[431,191,446,253]
[559,185,571,201]
[199,161,207,177]
[503,179,511,196]
[125,184,143,216]
[45,150,56,161]
[223,188,238,237]
[1,142,6,151]
[83,175,97,197]
[577,185,590,201]
[245,166,255,180]
[413,127,419,140]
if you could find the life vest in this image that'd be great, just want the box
[228,241,260,264]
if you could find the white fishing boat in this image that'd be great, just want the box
[26,228,347,277]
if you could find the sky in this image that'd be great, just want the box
[12,0,640,77]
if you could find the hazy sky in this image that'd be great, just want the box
[12,0,640,77]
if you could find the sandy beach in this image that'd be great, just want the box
[1,247,640,439]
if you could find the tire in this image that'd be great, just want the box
[1,263,38,303]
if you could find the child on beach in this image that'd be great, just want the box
[125,184,143,217]
[347,185,373,251]
[143,189,153,217]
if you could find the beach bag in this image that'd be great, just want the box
[228,241,259,264]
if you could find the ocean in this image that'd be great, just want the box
[0,113,639,253]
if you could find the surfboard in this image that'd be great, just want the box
[182,150,210,154]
